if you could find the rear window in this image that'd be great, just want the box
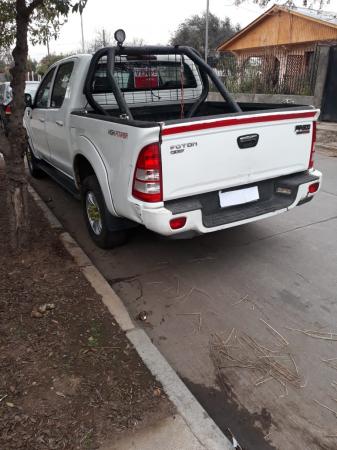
[92,60,197,94]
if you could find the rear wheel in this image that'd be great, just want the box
[81,175,128,249]
[25,144,45,178]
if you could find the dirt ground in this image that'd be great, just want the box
[0,170,173,450]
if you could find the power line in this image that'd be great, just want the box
[205,0,210,62]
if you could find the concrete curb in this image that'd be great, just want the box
[28,185,63,229]
[29,184,233,450]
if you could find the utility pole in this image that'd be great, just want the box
[205,0,210,63]
[80,11,85,52]
[46,36,50,56]
[102,29,106,47]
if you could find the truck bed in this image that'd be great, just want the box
[102,101,306,123]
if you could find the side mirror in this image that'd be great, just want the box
[25,93,32,108]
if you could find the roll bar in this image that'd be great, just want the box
[83,45,242,120]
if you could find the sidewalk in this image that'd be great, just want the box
[317,121,337,152]
[104,415,205,450]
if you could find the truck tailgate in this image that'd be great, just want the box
[160,109,318,201]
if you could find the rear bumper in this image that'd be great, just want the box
[140,170,322,237]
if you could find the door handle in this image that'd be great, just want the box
[39,117,45,123]
[55,120,64,127]
[237,134,259,149]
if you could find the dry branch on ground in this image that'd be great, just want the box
[210,326,303,396]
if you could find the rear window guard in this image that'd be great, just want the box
[92,60,198,93]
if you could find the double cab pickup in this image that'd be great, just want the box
[24,33,322,248]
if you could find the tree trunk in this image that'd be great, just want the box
[2,136,30,250]
[2,0,30,250]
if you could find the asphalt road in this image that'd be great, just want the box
[32,152,337,450]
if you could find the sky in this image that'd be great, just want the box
[29,0,337,61]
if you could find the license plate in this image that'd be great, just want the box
[219,186,259,208]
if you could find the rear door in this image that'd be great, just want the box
[29,67,56,161]
[45,60,75,175]
[160,109,318,201]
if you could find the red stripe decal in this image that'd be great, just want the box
[162,111,316,136]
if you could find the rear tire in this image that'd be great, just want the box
[81,175,128,249]
[25,144,45,179]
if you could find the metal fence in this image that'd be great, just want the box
[213,46,320,96]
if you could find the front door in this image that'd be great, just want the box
[29,67,56,161]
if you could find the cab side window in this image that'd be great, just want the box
[51,62,74,108]
[34,68,56,108]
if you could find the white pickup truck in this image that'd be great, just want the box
[24,33,322,248]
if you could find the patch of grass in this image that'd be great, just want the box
[81,428,94,449]
[87,321,103,348]
[15,327,28,339]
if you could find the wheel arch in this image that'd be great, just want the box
[73,136,117,216]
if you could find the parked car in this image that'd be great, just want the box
[24,32,322,248]
[25,81,40,103]
[0,81,39,125]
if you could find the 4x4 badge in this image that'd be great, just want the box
[108,129,128,139]
[295,124,310,134]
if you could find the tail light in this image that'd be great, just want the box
[309,121,316,169]
[5,105,11,115]
[132,143,162,202]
